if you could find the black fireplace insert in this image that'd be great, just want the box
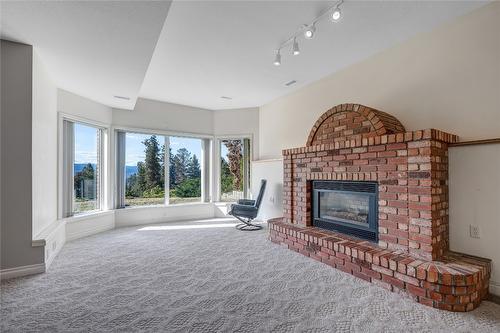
[312,180,378,242]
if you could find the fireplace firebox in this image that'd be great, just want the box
[312,181,378,242]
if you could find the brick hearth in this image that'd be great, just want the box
[269,103,491,311]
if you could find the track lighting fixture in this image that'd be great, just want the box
[304,24,316,39]
[273,50,281,66]
[272,0,344,66]
[292,38,300,56]
[331,7,341,21]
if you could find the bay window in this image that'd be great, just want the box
[116,130,209,208]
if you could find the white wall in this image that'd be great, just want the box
[32,51,58,238]
[449,144,500,296]
[113,98,213,135]
[251,159,283,221]
[259,2,500,159]
[115,203,214,228]
[64,211,115,242]
[58,89,113,124]
[255,3,500,295]
[213,107,259,159]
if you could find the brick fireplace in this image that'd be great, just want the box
[268,103,491,312]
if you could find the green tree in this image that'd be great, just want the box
[160,143,166,188]
[169,147,177,187]
[222,140,242,190]
[172,148,191,185]
[220,158,234,193]
[143,136,162,189]
[187,155,201,178]
[134,161,147,195]
[74,163,95,198]
[172,178,201,198]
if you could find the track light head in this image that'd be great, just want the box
[273,50,281,66]
[292,38,300,56]
[304,24,316,39]
[332,7,341,21]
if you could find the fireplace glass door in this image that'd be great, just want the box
[319,192,369,227]
[312,181,378,242]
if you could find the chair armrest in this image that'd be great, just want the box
[237,199,255,206]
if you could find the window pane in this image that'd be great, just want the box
[73,123,99,213]
[220,139,245,202]
[125,133,166,207]
[169,136,202,204]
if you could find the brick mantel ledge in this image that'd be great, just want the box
[283,129,458,156]
[268,218,491,312]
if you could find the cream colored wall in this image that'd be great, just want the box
[251,159,283,221]
[213,108,260,160]
[256,3,500,295]
[449,143,500,296]
[259,2,500,159]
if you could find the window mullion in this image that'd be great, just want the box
[164,136,170,205]
[116,131,126,208]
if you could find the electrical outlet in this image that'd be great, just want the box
[269,196,275,203]
[52,241,57,251]
[469,225,480,239]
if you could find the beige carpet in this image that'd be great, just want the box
[2,218,500,332]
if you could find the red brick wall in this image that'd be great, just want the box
[306,104,405,146]
[283,108,457,261]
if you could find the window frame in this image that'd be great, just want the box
[58,113,109,218]
[113,125,212,208]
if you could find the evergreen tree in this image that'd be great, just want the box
[142,136,162,188]
[169,147,176,187]
[220,158,233,193]
[187,155,201,178]
[172,148,191,185]
[160,143,166,188]
[135,161,147,195]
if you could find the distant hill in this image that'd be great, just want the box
[126,165,138,178]
[74,164,137,178]
[74,163,96,173]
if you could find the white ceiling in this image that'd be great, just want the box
[140,0,488,110]
[0,1,171,109]
[0,1,488,111]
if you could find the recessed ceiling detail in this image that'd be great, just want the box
[0,1,489,111]
[0,1,172,110]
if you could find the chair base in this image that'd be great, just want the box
[232,215,263,231]
[235,222,263,231]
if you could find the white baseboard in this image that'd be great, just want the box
[0,263,46,280]
[114,203,214,228]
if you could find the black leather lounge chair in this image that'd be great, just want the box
[228,179,266,231]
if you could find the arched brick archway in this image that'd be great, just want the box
[306,103,406,146]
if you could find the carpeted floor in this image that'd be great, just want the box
[2,218,500,332]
